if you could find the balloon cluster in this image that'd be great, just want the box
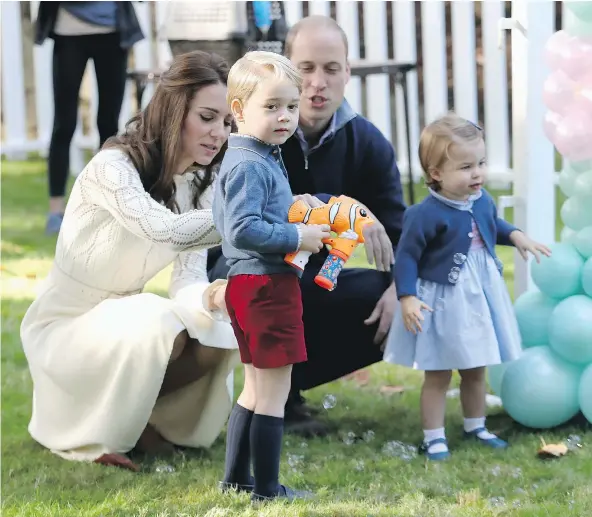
[542,4,592,162]
[488,2,592,430]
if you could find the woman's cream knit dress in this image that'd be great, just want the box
[20,149,240,462]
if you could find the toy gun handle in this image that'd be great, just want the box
[285,249,312,271]
[314,249,349,291]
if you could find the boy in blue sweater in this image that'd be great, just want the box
[213,51,329,501]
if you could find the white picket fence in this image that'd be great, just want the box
[0,1,564,295]
[0,0,536,178]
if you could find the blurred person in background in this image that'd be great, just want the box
[35,1,144,234]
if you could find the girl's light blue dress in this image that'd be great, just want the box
[383,190,522,371]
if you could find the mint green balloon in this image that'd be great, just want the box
[561,195,592,231]
[549,295,592,365]
[579,364,592,424]
[514,290,558,347]
[565,1,592,22]
[488,363,508,396]
[531,243,584,299]
[574,171,592,198]
[561,226,578,244]
[501,346,582,429]
[574,226,592,258]
[583,257,592,297]
[570,159,592,173]
[564,7,592,36]
[558,165,582,197]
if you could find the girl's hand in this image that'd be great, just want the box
[400,295,433,334]
[510,231,552,263]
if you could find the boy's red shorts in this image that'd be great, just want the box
[225,273,308,369]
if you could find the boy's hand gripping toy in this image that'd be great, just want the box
[285,195,375,291]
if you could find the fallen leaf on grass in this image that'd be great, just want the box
[379,385,406,395]
[537,437,568,459]
[342,369,371,386]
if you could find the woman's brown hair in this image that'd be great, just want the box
[104,51,229,211]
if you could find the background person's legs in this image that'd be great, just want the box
[91,33,129,147]
[46,35,90,233]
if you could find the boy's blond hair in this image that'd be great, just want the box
[227,51,303,105]
[418,112,484,190]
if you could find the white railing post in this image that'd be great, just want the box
[363,1,391,141]
[482,0,511,184]
[31,1,53,156]
[420,1,448,123]
[1,1,27,158]
[283,1,303,29]
[506,0,556,297]
[307,0,330,17]
[336,1,362,114]
[393,0,421,182]
[451,1,478,123]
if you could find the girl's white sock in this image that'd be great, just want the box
[464,417,497,439]
[423,427,448,453]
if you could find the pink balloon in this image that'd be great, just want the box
[557,35,592,81]
[577,72,592,116]
[544,30,571,71]
[542,70,575,114]
[543,110,562,144]
[554,108,592,161]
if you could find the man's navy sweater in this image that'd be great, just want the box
[280,101,406,256]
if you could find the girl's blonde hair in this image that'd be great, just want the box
[418,112,484,190]
[227,51,303,106]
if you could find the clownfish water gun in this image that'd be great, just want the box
[285,195,374,291]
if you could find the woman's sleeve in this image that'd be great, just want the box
[81,154,221,251]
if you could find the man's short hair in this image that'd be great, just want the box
[227,50,302,105]
[284,15,349,59]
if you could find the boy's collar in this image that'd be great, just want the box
[228,133,280,157]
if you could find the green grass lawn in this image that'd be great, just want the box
[2,158,591,517]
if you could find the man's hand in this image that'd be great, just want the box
[293,194,325,208]
[364,282,398,347]
[361,208,394,272]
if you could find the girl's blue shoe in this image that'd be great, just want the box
[419,437,450,461]
[464,427,508,449]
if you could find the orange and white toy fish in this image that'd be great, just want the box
[285,195,374,289]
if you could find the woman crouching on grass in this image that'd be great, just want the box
[20,51,240,471]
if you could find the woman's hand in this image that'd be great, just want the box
[212,284,227,313]
[509,231,552,263]
[205,282,228,315]
[400,295,432,335]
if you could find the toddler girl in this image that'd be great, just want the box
[383,113,551,460]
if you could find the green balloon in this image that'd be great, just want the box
[564,8,592,36]
[561,195,592,231]
[531,243,584,299]
[561,226,578,244]
[574,171,592,198]
[514,290,558,347]
[579,364,592,424]
[501,346,582,429]
[583,257,592,297]
[565,1,592,22]
[570,160,592,173]
[488,363,508,396]
[549,295,592,365]
[575,226,592,258]
[558,165,582,198]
